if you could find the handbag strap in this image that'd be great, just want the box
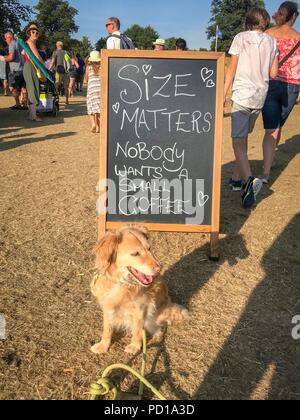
[279,39,300,68]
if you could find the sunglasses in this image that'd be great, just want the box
[106,23,113,27]
[31,30,39,35]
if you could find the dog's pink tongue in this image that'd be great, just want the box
[134,269,153,285]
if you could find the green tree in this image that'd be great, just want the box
[70,36,92,58]
[35,0,78,51]
[165,37,177,50]
[124,24,159,50]
[95,37,107,51]
[0,0,32,46]
[207,0,265,52]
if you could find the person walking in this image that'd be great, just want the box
[86,50,101,133]
[1,31,27,109]
[224,7,279,209]
[76,53,85,92]
[261,1,300,184]
[0,48,8,96]
[21,24,45,122]
[68,52,79,97]
[49,41,71,105]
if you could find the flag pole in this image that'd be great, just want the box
[215,24,218,52]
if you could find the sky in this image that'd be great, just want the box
[23,0,300,49]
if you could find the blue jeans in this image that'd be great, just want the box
[262,80,299,129]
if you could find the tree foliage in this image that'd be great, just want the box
[207,0,265,52]
[70,36,92,58]
[124,24,159,50]
[0,0,32,46]
[35,0,78,50]
[95,37,107,51]
[165,37,178,50]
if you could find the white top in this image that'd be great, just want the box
[229,31,278,109]
[106,31,122,50]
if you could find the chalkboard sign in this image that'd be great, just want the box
[98,50,225,258]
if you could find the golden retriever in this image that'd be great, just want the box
[91,225,188,355]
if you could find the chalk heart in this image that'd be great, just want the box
[201,67,214,83]
[206,79,215,88]
[142,64,152,76]
[198,191,209,208]
[112,102,120,114]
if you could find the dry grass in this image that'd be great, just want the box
[0,92,299,400]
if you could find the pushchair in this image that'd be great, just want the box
[36,78,60,117]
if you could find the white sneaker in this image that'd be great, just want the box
[253,178,263,199]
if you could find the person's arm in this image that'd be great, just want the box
[3,51,14,62]
[270,55,279,79]
[85,65,89,82]
[27,40,45,65]
[48,53,56,71]
[224,55,239,106]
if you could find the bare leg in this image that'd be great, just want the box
[21,88,28,107]
[28,104,41,121]
[89,114,97,132]
[232,137,248,180]
[10,87,21,107]
[95,113,100,133]
[263,128,281,177]
[232,137,252,182]
[68,78,76,98]
[3,80,8,95]
[91,313,113,354]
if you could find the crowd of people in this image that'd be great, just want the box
[0,25,85,120]
[0,2,299,209]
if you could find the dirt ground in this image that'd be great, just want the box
[0,89,299,400]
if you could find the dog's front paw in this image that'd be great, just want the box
[125,344,141,355]
[91,341,110,354]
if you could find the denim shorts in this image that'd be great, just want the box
[262,80,299,129]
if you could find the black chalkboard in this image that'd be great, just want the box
[99,50,224,238]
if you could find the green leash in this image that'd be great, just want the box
[90,330,166,400]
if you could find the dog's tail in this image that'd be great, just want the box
[157,304,188,326]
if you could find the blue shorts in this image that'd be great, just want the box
[262,80,299,130]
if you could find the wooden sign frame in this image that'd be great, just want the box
[98,50,225,259]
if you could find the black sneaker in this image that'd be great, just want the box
[229,178,243,191]
[242,177,263,209]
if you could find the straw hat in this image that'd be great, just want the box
[153,38,166,46]
[26,24,41,37]
[89,50,101,62]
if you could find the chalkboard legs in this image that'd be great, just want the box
[210,232,220,261]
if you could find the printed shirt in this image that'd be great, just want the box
[277,38,300,85]
[8,40,23,72]
[229,31,278,109]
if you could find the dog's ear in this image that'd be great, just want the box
[125,224,150,240]
[94,233,121,273]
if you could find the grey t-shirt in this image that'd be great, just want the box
[8,40,23,73]
[52,49,69,70]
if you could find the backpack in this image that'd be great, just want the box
[56,50,71,74]
[108,34,135,50]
